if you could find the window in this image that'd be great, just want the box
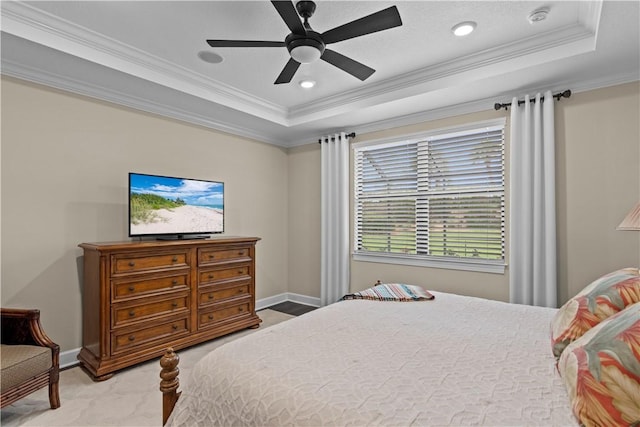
[353,119,505,273]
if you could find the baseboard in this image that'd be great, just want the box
[60,293,319,369]
[256,292,320,310]
[60,347,81,370]
[284,292,321,307]
[255,293,288,310]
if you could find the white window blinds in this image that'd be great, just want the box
[354,123,505,265]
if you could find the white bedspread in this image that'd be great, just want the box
[167,292,578,426]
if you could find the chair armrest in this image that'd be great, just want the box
[1,308,59,351]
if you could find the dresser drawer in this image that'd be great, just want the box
[112,317,189,354]
[198,247,250,266]
[112,294,189,328]
[199,265,249,285]
[112,273,189,301]
[199,301,250,329]
[112,251,188,275]
[199,283,249,307]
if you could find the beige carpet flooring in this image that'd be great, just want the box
[1,309,294,427]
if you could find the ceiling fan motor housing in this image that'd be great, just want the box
[295,1,317,19]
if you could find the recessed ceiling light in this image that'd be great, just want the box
[299,80,316,89]
[197,51,223,64]
[451,21,476,37]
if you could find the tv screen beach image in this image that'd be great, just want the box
[129,174,224,235]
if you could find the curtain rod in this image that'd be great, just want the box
[494,89,571,111]
[317,132,356,144]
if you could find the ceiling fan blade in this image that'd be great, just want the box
[271,1,306,35]
[321,49,375,81]
[321,6,402,44]
[274,58,301,84]
[207,40,285,48]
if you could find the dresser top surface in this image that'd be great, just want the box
[79,236,260,252]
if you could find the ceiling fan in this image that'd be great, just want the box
[206,1,403,85]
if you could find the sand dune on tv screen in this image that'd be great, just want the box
[131,205,222,234]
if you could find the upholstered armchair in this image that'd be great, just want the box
[0,308,60,409]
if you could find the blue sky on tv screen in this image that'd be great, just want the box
[130,174,224,208]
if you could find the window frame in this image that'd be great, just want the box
[352,118,507,274]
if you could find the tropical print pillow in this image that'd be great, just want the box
[557,303,640,426]
[551,268,640,359]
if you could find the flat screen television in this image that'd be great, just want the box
[128,172,224,239]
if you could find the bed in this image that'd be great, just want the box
[160,271,640,426]
[161,291,578,426]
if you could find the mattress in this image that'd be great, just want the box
[167,292,578,426]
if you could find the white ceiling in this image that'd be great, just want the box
[2,1,639,147]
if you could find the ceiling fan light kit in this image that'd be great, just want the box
[286,32,325,63]
[290,45,322,63]
[206,0,403,85]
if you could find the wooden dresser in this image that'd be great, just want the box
[78,237,261,380]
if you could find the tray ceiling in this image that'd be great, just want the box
[2,1,639,146]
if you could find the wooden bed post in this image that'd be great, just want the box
[159,348,181,426]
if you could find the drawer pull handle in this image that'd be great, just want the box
[238,307,243,312]
[172,324,178,330]
[209,254,215,259]
[208,314,214,320]
[237,289,243,294]
[171,279,178,285]
[129,310,135,317]
[172,302,178,307]
[238,251,244,255]
[128,261,135,267]
[128,335,135,341]
[128,286,135,292]
[238,270,243,274]
[209,274,214,279]
[208,294,214,300]
[172,257,178,262]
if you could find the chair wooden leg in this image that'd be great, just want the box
[48,370,60,409]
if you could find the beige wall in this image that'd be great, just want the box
[556,82,640,302]
[287,144,321,298]
[287,81,640,304]
[1,76,289,351]
[2,75,639,351]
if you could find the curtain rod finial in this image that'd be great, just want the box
[318,132,356,144]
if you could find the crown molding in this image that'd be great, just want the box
[579,0,603,34]
[5,0,632,149]
[1,1,289,125]
[5,50,635,150]
[1,58,288,147]
[287,22,597,125]
[288,0,602,124]
[309,72,639,148]
[1,0,604,128]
